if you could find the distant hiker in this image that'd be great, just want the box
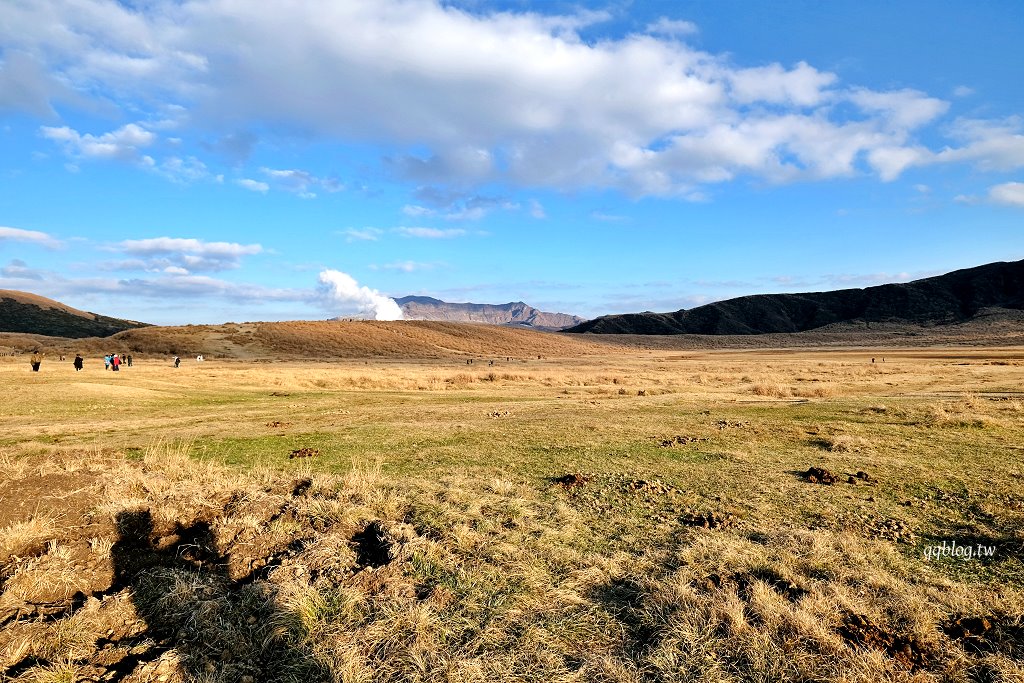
[104,354,112,370]
[871,358,875,363]
[196,354,204,362]
[112,354,121,371]
[126,354,133,367]
[29,351,43,372]
[59,354,65,361]
[173,356,180,368]
[73,354,84,371]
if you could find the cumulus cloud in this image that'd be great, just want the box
[9,0,1018,194]
[988,181,1024,207]
[0,225,62,248]
[41,122,156,162]
[112,237,263,273]
[318,269,403,320]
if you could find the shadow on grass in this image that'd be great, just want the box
[103,509,330,682]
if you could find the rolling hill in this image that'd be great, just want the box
[565,259,1024,335]
[0,290,149,338]
[394,296,585,330]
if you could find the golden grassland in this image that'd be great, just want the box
[1,345,1023,682]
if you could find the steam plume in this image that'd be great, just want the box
[318,269,403,320]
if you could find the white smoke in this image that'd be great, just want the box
[318,269,404,321]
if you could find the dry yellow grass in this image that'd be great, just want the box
[1,345,1023,681]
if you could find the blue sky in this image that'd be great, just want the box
[1,0,1022,324]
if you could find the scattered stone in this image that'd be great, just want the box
[266,420,291,428]
[804,467,837,485]
[855,470,874,482]
[269,391,290,397]
[288,447,320,459]
[637,389,647,396]
[716,419,749,429]
[487,410,511,418]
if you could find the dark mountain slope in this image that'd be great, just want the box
[0,290,149,338]
[566,260,1024,335]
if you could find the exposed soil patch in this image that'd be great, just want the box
[289,447,320,459]
[487,410,512,418]
[804,467,837,485]
[658,435,706,447]
[715,419,749,429]
[682,510,738,530]
[351,520,392,568]
[838,612,931,671]
[266,420,291,428]
[552,473,590,489]
[943,615,1024,656]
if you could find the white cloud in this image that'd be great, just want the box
[236,178,269,193]
[952,85,975,98]
[730,62,837,107]
[847,88,948,129]
[645,17,698,37]
[40,122,156,162]
[988,181,1024,207]
[317,269,403,320]
[0,225,62,248]
[7,0,1017,194]
[394,227,466,239]
[112,236,263,273]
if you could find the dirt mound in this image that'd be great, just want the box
[804,467,837,485]
[627,479,681,496]
[838,612,931,671]
[943,615,1024,656]
[289,447,320,459]
[552,473,590,489]
[682,510,738,529]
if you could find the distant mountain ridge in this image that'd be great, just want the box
[395,296,585,330]
[0,290,149,338]
[565,260,1024,335]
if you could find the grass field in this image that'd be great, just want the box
[1,346,1023,682]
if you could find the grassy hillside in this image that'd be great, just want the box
[0,290,147,339]
[569,259,1024,335]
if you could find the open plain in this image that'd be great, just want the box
[1,341,1023,682]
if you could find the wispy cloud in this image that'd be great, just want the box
[0,225,62,248]
[394,227,467,239]
[109,237,263,274]
[339,228,384,242]
[236,178,269,193]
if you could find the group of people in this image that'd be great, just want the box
[103,353,132,371]
[26,352,203,371]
